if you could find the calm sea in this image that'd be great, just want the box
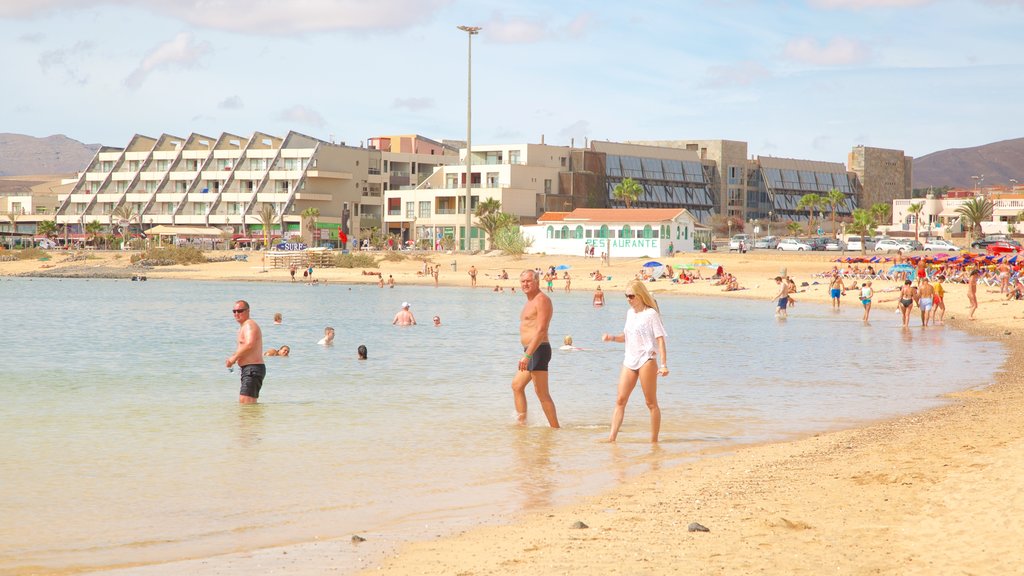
[0,276,1004,575]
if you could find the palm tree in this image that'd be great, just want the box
[111,204,139,249]
[786,221,802,236]
[301,207,320,247]
[474,197,508,250]
[37,219,58,239]
[847,208,876,255]
[906,202,924,243]
[869,203,891,229]
[612,178,643,208]
[478,211,518,251]
[825,188,846,238]
[955,197,993,239]
[85,219,103,248]
[797,193,821,235]
[258,203,279,248]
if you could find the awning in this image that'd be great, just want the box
[144,225,232,237]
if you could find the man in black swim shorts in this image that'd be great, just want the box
[226,300,266,403]
[512,270,560,428]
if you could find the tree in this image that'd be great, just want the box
[301,207,320,247]
[474,197,507,250]
[474,197,501,219]
[869,203,891,228]
[85,219,103,248]
[797,193,821,235]
[37,219,58,239]
[258,203,279,248]
[906,202,924,242]
[825,188,846,238]
[1013,210,1024,234]
[955,197,993,239]
[493,224,534,257]
[111,204,139,249]
[612,178,643,208]
[846,208,876,255]
[786,221,802,236]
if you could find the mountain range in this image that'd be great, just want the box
[0,133,1021,191]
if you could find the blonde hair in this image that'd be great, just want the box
[563,335,573,345]
[625,279,659,313]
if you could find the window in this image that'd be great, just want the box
[510,150,521,164]
[546,225,554,238]
[575,225,584,239]
[620,225,631,238]
[418,201,431,218]
[544,179,552,194]
[405,202,414,218]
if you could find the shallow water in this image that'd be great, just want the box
[0,277,1004,574]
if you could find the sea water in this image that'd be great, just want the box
[0,276,1004,574]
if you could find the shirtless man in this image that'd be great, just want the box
[392,302,416,326]
[829,273,845,309]
[772,276,789,318]
[898,280,915,328]
[512,269,560,428]
[997,261,1011,294]
[918,279,935,326]
[468,265,478,287]
[226,300,265,404]
[968,269,980,319]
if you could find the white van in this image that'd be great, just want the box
[729,234,751,252]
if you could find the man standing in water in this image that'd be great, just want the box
[226,300,265,404]
[512,269,560,428]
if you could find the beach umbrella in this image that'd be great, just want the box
[554,264,571,271]
[889,263,915,274]
[691,258,712,266]
[674,263,696,270]
[643,261,664,268]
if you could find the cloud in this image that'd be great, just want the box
[18,32,45,43]
[703,61,772,89]
[558,120,590,142]
[808,0,934,8]
[783,37,870,66]
[0,0,453,34]
[484,10,595,44]
[218,95,243,110]
[278,105,327,128]
[393,97,434,111]
[124,32,211,89]
[39,40,94,84]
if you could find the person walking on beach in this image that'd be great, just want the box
[968,269,980,320]
[860,281,873,323]
[512,269,560,428]
[772,276,789,319]
[601,279,668,443]
[829,273,845,309]
[918,280,935,326]
[933,275,946,325]
[898,280,915,328]
[393,302,416,326]
[226,300,265,404]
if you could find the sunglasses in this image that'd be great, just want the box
[625,294,636,300]
[232,309,248,314]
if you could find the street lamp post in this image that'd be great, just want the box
[768,211,773,237]
[972,174,984,192]
[457,25,481,252]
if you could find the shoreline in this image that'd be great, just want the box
[5,250,1023,574]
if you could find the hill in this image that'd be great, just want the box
[0,133,100,177]
[913,137,1024,189]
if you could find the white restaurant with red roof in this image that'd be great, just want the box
[521,208,707,257]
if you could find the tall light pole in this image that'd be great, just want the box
[972,174,984,192]
[458,25,481,252]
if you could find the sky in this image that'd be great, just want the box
[2,0,1023,165]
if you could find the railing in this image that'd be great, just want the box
[435,208,456,215]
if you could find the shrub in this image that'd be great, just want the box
[380,251,406,262]
[334,252,378,268]
[15,247,47,260]
[130,245,207,265]
[493,226,533,257]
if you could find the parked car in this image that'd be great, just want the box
[754,235,779,249]
[807,237,830,251]
[971,236,1019,250]
[898,239,923,251]
[875,238,911,253]
[845,236,876,251]
[777,238,812,251]
[923,238,958,251]
[986,241,1023,255]
[824,238,846,251]
[729,234,751,251]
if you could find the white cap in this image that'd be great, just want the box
[402,302,410,308]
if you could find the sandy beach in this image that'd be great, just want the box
[3,247,1022,575]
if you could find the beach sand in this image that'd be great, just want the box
[4,248,1022,574]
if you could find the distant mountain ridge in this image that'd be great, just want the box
[0,133,100,177]
[913,137,1024,190]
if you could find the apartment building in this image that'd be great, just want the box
[365,134,459,232]
[53,131,377,244]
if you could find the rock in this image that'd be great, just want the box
[688,522,710,532]
[351,535,366,543]
[570,520,589,529]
